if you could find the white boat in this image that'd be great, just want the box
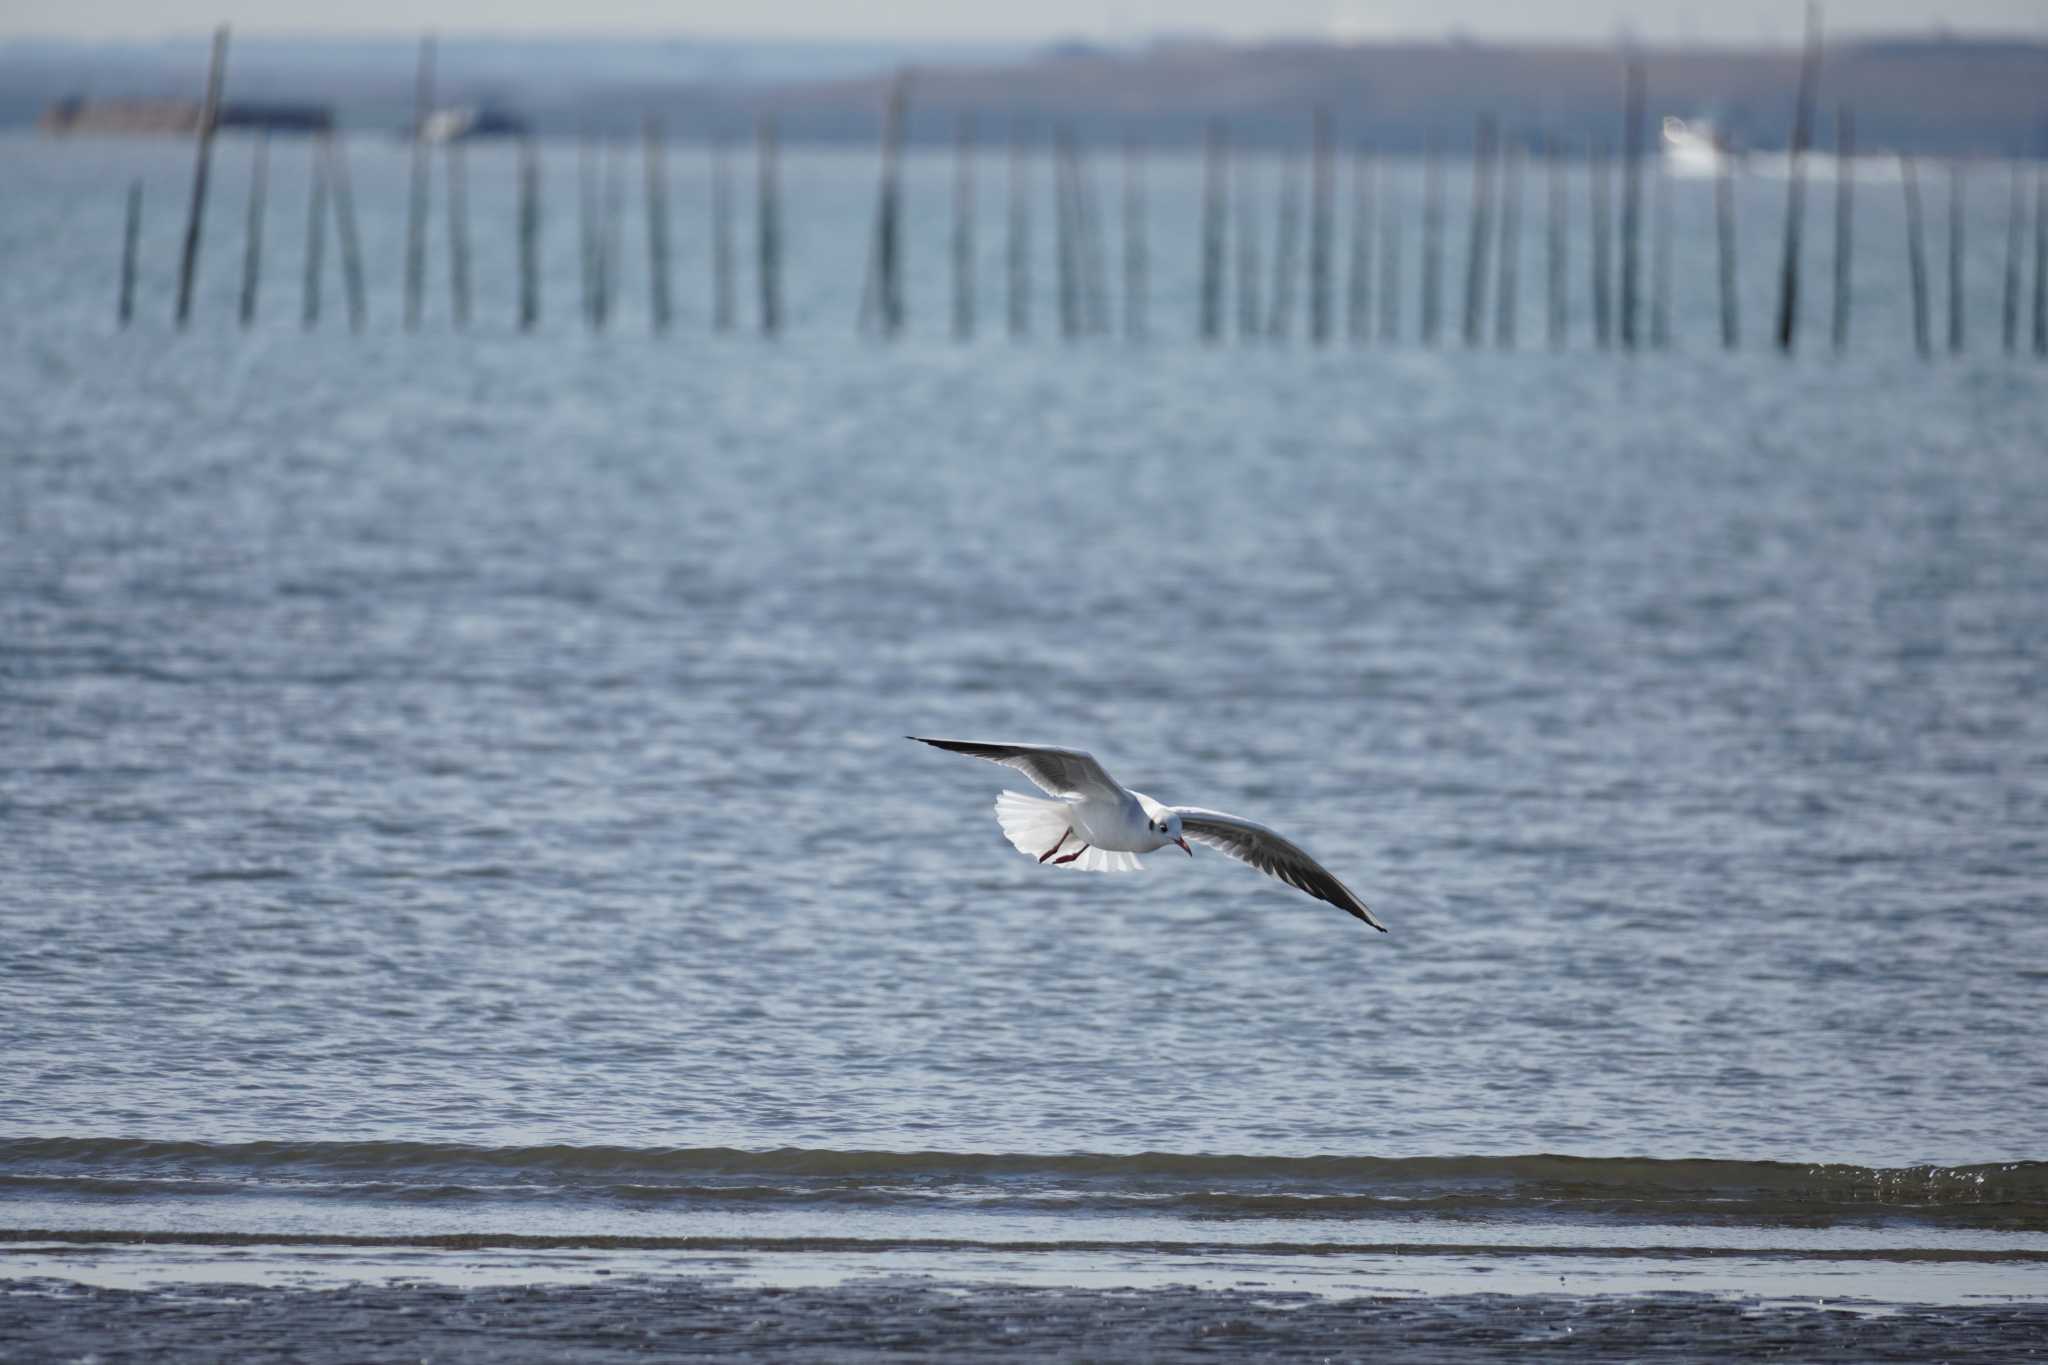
[1660,116,1725,178]
[419,107,478,144]
[413,107,530,143]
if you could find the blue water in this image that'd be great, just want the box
[2,135,2045,1290]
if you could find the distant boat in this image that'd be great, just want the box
[1660,117,1725,178]
[414,106,530,143]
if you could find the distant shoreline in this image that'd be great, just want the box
[4,32,2044,155]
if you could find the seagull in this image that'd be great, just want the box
[909,737,1386,931]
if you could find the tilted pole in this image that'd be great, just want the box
[173,25,229,328]
[1775,4,1823,351]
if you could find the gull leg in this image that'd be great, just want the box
[1052,843,1091,866]
[1038,830,1072,863]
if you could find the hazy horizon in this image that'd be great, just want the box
[4,0,2045,46]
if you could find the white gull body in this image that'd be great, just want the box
[909,737,1386,931]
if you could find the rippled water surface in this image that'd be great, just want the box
[2,138,2045,1282]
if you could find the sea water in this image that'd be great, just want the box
[2,133,2044,1303]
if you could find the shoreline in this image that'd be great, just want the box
[8,1227,2047,1310]
[6,1273,2047,1364]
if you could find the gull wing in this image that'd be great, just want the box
[1172,807,1386,931]
[908,737,1125,801]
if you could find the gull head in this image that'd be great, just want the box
[1145,810,1192,856]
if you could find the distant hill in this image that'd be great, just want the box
[9,31,2044,156]
[862,35,2048,156]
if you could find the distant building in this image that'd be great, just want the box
[39,97,333,135]
[39,97,198,135]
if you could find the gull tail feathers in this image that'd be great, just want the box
[994,791,1070,856]
[1071,844,1144,873]
[992,792,1143,873]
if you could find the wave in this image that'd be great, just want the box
[7,1226,2047,1264]
[2,1138,2043,1229]
[5,1136,2041,1186]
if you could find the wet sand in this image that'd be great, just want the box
[5,1275,2045,1363]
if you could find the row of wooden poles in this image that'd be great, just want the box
[137,30,782,335]
[135,25,2048,357]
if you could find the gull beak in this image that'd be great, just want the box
[1174,836,1192,856]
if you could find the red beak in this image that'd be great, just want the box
[1174,836,1192,856]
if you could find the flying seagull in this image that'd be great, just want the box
[909,737,1386,931]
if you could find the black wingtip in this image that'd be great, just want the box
[1350,903,1389,932]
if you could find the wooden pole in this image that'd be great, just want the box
[952,114,975,341]
[1547,135,1567,348]
[1649,154,1671,348]
[598,139,614,331]
[645,117,671,333]
[2001,166,2021,354]
[447,139,471,329]
[1831,107,1854,351]
[1496,135,1521,348]
[1947,161,1964,354]
[1009,124,1032,339]
[403,34,434,331]
[119,181,142,327]
[1347,145,1373,344]
[1421,136,1444,345]
[603,141,623,332]
[1123,133,1147,342]
[301,144,326,329]
[1053,129,1077,340]
[1075,138,1110,336]
[1775,3,1822,351]
[1463,112,1497,347]
[2036,167,2046,357]
[578,136,596,328]
[518,138,539,331]
[173,24,229,328]
[1378,163,1401,343]
[758,115,782,337]
[1619,62,1644,350]
[1267,154,1300,339]
[1066,135,1089,338]
[883,80,907,336]
[1236,152,1261,340]
[1066,139,1091,337]
[1308,106,1334,345]
[1199,122,1224,343]
[603,145,621,329]
[711,135,735,333]
[585,140,606,331]
[1901,154,1930,360]
[859,74,909,337]
[325,133,367,333]
[593,142,614,330]
[1716,135,1739,348]
[1591,142,1613,347]
[1064,131,1081,341]
[598,140,618,329]
[238,133,268,327]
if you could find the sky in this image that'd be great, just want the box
[4,0,2043,44]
